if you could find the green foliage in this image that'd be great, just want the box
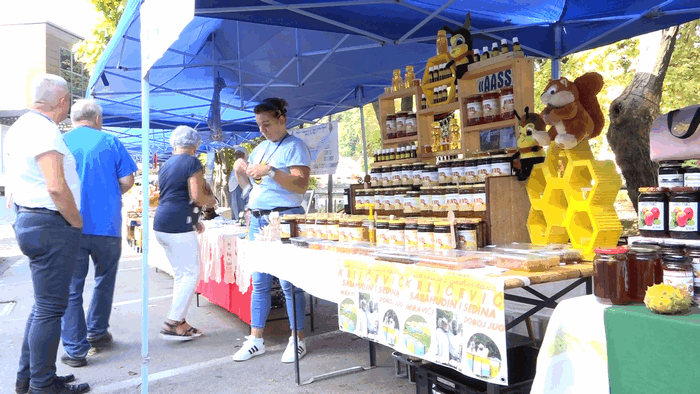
[336,104,382,163]
[72,0,127,72]
[661,22,700,112]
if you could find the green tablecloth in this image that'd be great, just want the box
[604,304,700,394]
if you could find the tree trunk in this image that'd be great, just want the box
[607,26,679,212]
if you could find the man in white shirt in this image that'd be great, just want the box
[7,74,89,394]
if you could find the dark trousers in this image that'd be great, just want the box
[14,211,81,388]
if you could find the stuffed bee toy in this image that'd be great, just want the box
[444,13,475,86]
[513,106,546,181]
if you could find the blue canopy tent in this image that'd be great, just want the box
[88,1,700,391]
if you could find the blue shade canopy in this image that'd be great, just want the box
[89,0,700,155]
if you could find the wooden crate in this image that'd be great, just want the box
[486,175,531,245]
[378,86,422,149]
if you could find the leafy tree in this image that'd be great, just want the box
[660,21,700,112]
[73,0,127,72]
[336,104,382,165]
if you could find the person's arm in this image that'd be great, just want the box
[233,158,251,190]
[188,169,217,207]
[36,150,82,228]
[118,174,135,194]
[246,164,310,195]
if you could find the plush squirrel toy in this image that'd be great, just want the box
[513,106,546,181]
[444,14,475,86]
[537,72,605,149]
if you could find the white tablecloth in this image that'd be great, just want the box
[530,295,611,394]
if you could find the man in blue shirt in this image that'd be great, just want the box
[60,99,138,367]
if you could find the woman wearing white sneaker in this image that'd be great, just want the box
[231,98,311,363]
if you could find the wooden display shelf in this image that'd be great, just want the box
[467,50,525,72]
[423,149,462,158]
[379,86,420,101]
[382,135,418,146]
[370,157,420,168]
[417,101,460,116]
[462,118,519,133]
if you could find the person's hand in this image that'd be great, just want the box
[233,158,248,176]
[196,222,205,234]
[245,164,271,180]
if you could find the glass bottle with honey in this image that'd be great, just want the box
[512,37,522,52]
[450,117,461,150]
[431,121,441,152]
[405,65,415,89]
[392,69,403,92]
[491,42,500,57]
[436,30,448,55]
[500,39,510,54]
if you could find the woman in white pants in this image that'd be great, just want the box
[153,126,216,340]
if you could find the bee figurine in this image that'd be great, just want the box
[444,13,475,86]
[513,106,546,181]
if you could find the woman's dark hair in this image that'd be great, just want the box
[254,97,288,118]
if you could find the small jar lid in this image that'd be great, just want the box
[670,186,698,194]
[660,160,684,167]
[662,254,691,267]
[595,246,628,255]
[638,187,668,193]
[425,165,438,171]
[417,223,435,230]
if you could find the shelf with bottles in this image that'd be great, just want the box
[369,157,420,168]
[378,82,421,149]
[417,100,460,116]
[421,53,458,107]
[383,135,419,146]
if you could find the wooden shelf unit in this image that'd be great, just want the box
[369,157,420,168]
[382,135,419,146]
[378,86,422,150]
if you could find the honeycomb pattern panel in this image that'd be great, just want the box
[564,203,622,259]
[563,160,622,207]
[526,164,548,203]
[527,202,569,245]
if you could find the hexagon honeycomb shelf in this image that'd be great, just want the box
[526,141,622,260]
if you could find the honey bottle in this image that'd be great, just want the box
[436,30,449,55]
[500,39,510,54]
[429,66,436,83]
[405,65,415,89]
[491,42,499,57]
[474,49,481,62]
[482,46,490,60]
[392,69,403,91]
[421,94,427,109]
[512,37,522,52]
[433,87,439,104]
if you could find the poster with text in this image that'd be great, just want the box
[291,121,339,175]
[338,257,508,385]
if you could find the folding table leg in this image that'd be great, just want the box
[291,285,301,385]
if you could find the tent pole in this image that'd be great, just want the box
[552,24,563,79]
[140,74,150,394]
[358,96,368,176]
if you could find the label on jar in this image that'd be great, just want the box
[338,226,347,242]
[467,101,483,120]
[659,174,683,188]
[281,223,291,239]
[482,97,499,118]
[418,232,434,250]
[500,92,514,116]
[329,224,339,240]
[412,171,423,186]
[382,173,392,187]
[377,227,390,245]
[451,167,465,184]
[432,194,446,213]
[477,164,491,181]
[401,170,412,185]
[389,229,405,246]
[669,201,698,232]
[297,223,307,237]
[663,269,695,297]
[317,225,329,239]
[404,196,420,214]
[374,195,384,208]
[420,194,433,211]
[308,224,318,239]
[465,165,478,183]
[638,201,665,231]
[354,195,363,209]
[391,172,402,186]
[422,171,439,187]
[491,161,511,177]
[348,227,363,242]
[363,195,373,206]
[458,193,474,212]
[383,195,393,211]
[371,173,381,185]
[684,173,700,187]
[434,232,452,250]
[446,193,460,212]
[386,118,396,135]
[457,229,477,250]
[473,192,487,212]
[392,195,405,211]
[405,229,419,248]
[438,167,451,183]
[396,116,406,134]
[406,118,417,136]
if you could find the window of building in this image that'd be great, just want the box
[59,47,89,104]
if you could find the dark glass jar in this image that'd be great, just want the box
[660,243,686,257]
[662,254,694,298]
[420,188,434,217]
[472,185,487,212]
[627,246,663,302]
[355,189,366,215]
[684,166,700,187]
[438,161,452,185]
[466,94,483,126]
[668,187,699,239]
[406,113,418,137]
[658,161,684,188]
[423,165,439,187]
[637,187,669,237]
[476,158,492,182]
[482,92,500,123]
[451,160,466,185]
[412,163,426,186]
[404,190,421,217]
[401,164,413,186]
[280,217,292,243]
[499,86,515,120]
[417,223,435,250]
[328,218,339,241]
[594,246,630,305]
[405,221,419,249]
[388,220,406,247]
[464,158,478,183]
[374,189,385,216]
[445,186,459,213]
[376,220,390,246]
[316,218,328,240]
[433,221,453,250]
[370,167,381,187]
[385,114,397,140]
[432,187,447,217]
[456,222,478,250]
[490,155,512,177]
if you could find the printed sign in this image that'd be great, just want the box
[291,121,339,175]
[480,126,516,151]
[476,69,513,93]
[338,257,508,385]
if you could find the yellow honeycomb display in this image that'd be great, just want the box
[526,141,622,260]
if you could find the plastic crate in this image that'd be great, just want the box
[415,341,537,394]
[392,351,424,384]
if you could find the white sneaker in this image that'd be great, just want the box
[232,335,265,362]
[281,336,307,363]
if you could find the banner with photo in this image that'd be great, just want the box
[338,257,508,385]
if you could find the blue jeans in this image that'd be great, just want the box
[14,210,81,388]
[248,206,305,330]
[61,234,122,358]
